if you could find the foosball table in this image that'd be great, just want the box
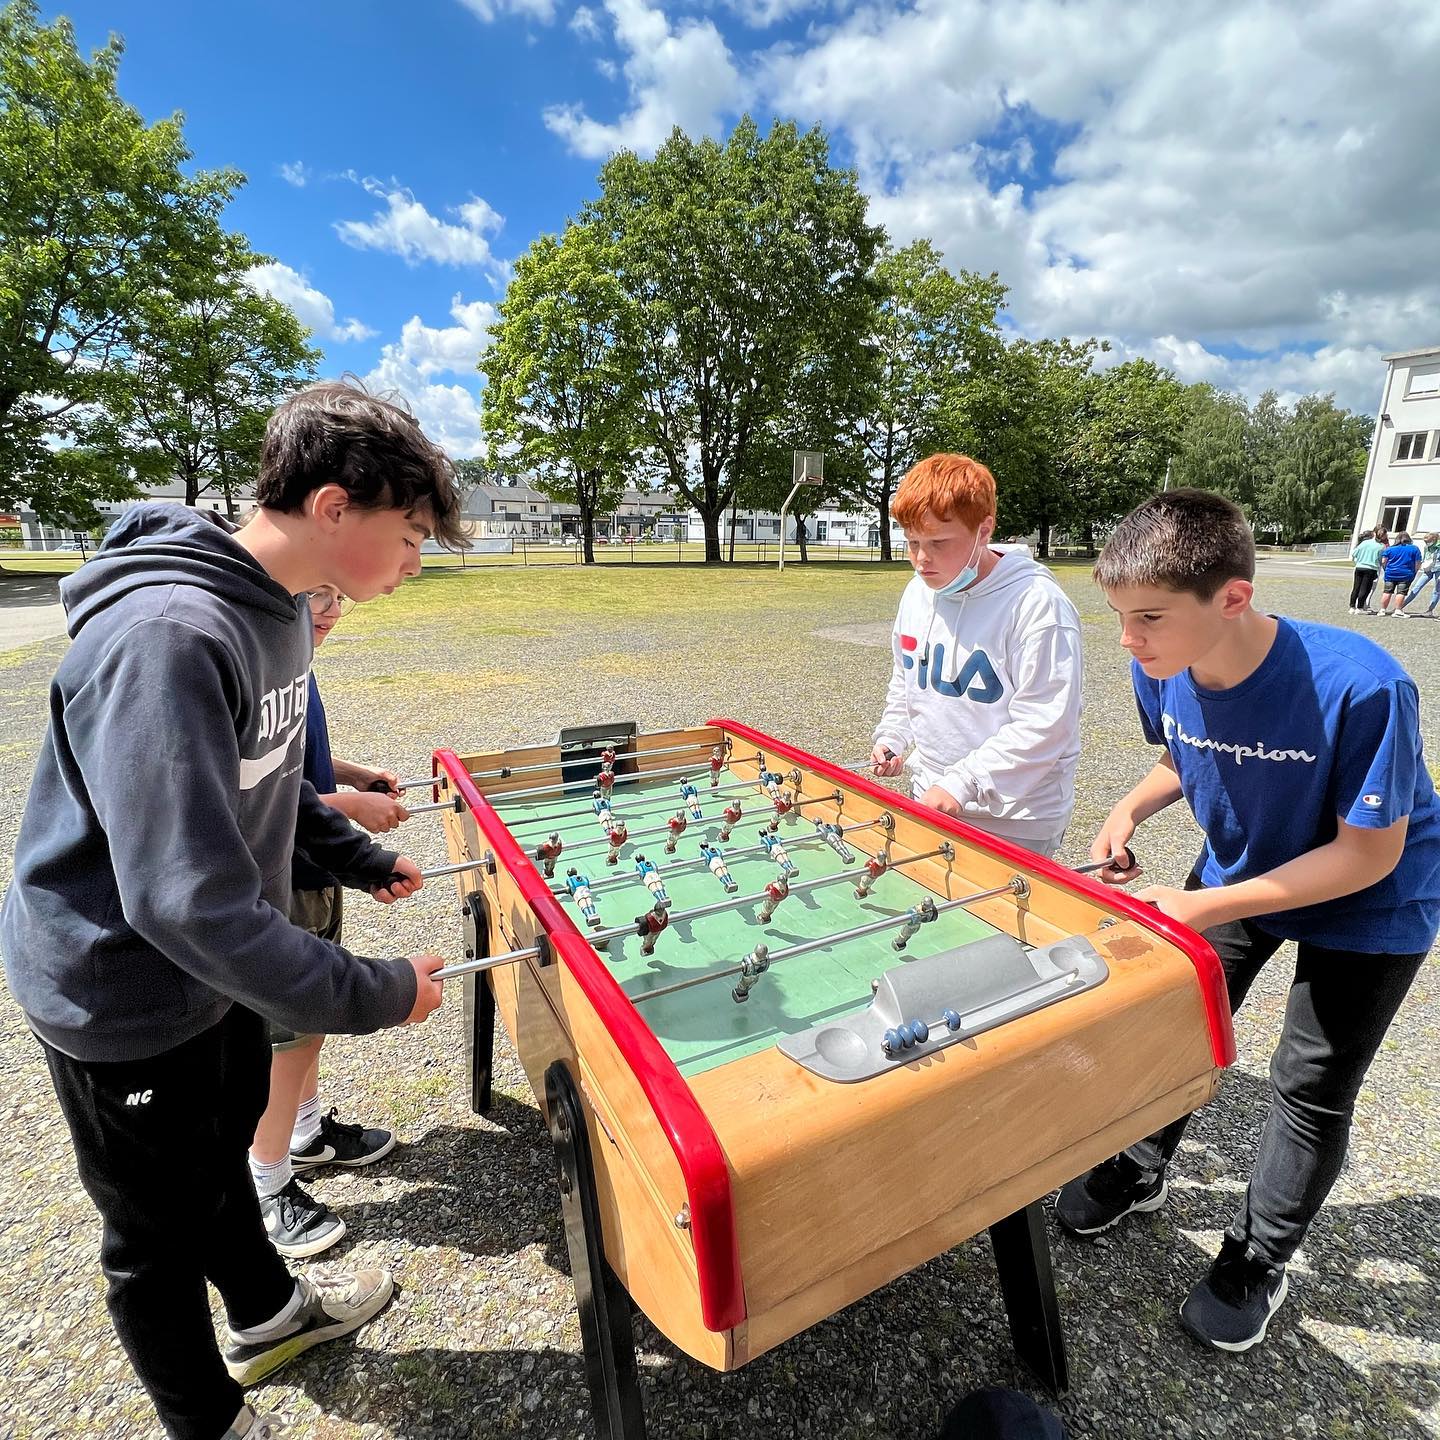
[414,719,1233,1437]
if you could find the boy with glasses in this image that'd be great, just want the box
[249,586,412,1258]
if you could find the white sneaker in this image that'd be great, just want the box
[223,1269,394,1386]
[1396,609,1410,618]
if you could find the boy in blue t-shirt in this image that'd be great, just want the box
[1058,489,1439,1354]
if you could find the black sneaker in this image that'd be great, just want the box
[260,1178,346,1259]
[1180,1235,1288,1352]
[223,1267,393,1385]
[291,1108,395,1173]
[1055,1152,1168,1236]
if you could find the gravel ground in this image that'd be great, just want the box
[1,559,1437,1440]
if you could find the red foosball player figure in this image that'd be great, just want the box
[719,798,743,841]
[600,747,616,771]
[596,768,616,794]
[635,903,670,956]
[892,897,938,951]
[757,873,790,922]
[709,744,726,788]
[664,810,688,855]
[605,820,629,866]
[854,851,889,899]
[533,831,564,879]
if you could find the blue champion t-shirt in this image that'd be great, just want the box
[1134,617,1440,953]
[291,671,337,892]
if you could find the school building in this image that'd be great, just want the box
[1353,344,1440,541]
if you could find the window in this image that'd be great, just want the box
[1396,433,1428,462]
[529,504,540,513]
[1380,498,1413,533]
[1406,366,1440,398]
[814,520,828,541]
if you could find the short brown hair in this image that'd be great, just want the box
[892,454,996,531]
[257,380,468,549]
[1093,489,1255,600]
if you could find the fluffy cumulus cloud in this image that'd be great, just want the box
[361,295,500,458]
[278,160,311,188]
[543,0,741,158]
[729,0,1440,412]
[335,180,511,285]
[243,262,375,342]
[457,0,557,22]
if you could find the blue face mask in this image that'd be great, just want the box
[934,530,986,598]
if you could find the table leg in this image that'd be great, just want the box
[988,1202,1069,1396]
[546,1060,647,1439]
[461,892,496,1115]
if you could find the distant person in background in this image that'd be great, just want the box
[1348,528,1384,613]
[1378,531,1423,616]
[1399,533,1440,616]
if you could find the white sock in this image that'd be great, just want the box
[249,1151,293,1200]
[231,1281,305,1341]
[291,1092,322,1151]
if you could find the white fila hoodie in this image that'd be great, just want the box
[873,550,1084,847]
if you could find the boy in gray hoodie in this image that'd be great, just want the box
[1,382,466,1440]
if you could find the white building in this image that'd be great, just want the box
[1354,345,1440,540]
[20,481,256,551]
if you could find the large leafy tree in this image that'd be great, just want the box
[481,223,646,564]
[104,228,318,511]
[830,242,1006,560]
[585,117,883,562]
[1171,383,1253,506]
[1258,393,1369,542]
[0,1,240,522]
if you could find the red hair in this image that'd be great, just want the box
[891,454,996,531]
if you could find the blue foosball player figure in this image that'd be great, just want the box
[634,854,671,908]
[759,829,798,878]
[592,789,614,832]
[565,867,603,929]
[680,779,703,820]
[699,842,738,893]
[815,819,854,863]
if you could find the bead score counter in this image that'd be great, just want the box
[417,719,1234,1439]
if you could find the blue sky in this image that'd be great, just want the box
[52,0,1440,456]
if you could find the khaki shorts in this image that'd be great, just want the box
[268,884,344,1051]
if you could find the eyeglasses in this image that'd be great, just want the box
[302,590,356,617]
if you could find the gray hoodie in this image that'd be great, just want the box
[1,504,417,1061]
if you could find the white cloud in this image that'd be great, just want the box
[543,0,742,158]
[721,0,825,26]
[243,262,376,342]
[278,160,311,188]
[360,295,500,459]
[570,4,601,39]
[335,181,511,284]
[734,0,1440,407]
[457,0,557,22]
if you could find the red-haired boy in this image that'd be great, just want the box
[871,454,1083,857]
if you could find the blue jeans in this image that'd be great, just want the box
[1402,571,1440,610]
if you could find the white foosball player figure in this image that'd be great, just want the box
[815,819,854,863]
[533,831,564,879]
[565,867,603,929]
[635,903,671,956]
[759,829,798,877]
[854,851,890,898]
[679,779,703,820]
[634,853,671,908]
[732,943,770,1003]
[699,842,738,893]
[892,897,938,951]
[757,873,790,922]
[605,820,629,866]
[664,810,688,855]
[719,798,743,841]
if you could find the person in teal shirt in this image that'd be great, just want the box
[1348,528,1385,613]
[1399,532,1440,615]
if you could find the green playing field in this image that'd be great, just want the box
[497,768,1002,1078]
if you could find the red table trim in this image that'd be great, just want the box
[708,718,1237,1070]
[433,748,747,1333]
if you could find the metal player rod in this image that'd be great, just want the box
[480,756,763,806]
[552,819,891,894]
[629,880,1024,1006]
[428,843,951,981]
[396,738,736,791]
[507,775,762,835]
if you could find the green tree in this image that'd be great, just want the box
[0,1,240,523]
[830,242,1006,560]
[1258,393,1369,543]
[481,223,645,564]
[1171,384,1253,505]
[585,117,883,562]
[107,229,317,512]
